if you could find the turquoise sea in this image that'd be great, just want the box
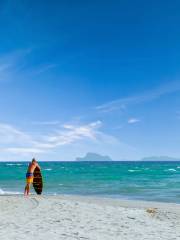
[0,161,180,203]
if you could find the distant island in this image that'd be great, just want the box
[141,156,180,161]
[76,152,112,162]
[75,153,180,162]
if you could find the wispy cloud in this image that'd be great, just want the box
[32,121,61,126]
[0,121,141,161]
[0,49,57,82]
[0,48,32,81]
[0,121,104,156]
[35,120,102,149]
[0,64,12,72]
[31,63,58,75]
[0,123,32,144]
[1,147,45,154]
[96,81,180,113]
[176,111,180,119]
[128,118,140,124]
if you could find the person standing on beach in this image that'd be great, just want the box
[24,158,41,196]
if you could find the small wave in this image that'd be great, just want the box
[0,188,5,194]
[177,166,180,169]
[0,188,22,195]
[128,169,141,172]
[44,168,52,171]
[59,184,64,186]
[166,169,177,172]
[6,163,22,166]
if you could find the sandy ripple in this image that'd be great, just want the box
[0,195,180,240]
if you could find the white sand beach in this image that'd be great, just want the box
[0,195,180,240]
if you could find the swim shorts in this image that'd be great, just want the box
[26,172,34,184]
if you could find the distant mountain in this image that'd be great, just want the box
[76,152,112,162]
[76,154,180,162]
[141,156,180,161]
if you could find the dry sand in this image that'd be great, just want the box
[0,195,180,240]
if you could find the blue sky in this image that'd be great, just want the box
[0,0,180,161]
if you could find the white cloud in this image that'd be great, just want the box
[35,121,102,149]
[0,121,104,157]
[128,118,140,124]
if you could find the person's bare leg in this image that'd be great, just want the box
[24,184,28,196]
[27,184,30,195]
[24,184,27,196]
[24,184,30,196]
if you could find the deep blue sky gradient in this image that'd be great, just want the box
[0,0,180,161]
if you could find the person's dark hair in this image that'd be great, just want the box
[32,158,36,163]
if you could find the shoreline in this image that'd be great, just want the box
[53,194,180,210]
[1,193,180,207]
[0,195,180,239]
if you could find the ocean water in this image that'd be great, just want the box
[0,161,180,203]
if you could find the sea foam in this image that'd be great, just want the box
[0,188,22,195]
[166,169,177,172]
